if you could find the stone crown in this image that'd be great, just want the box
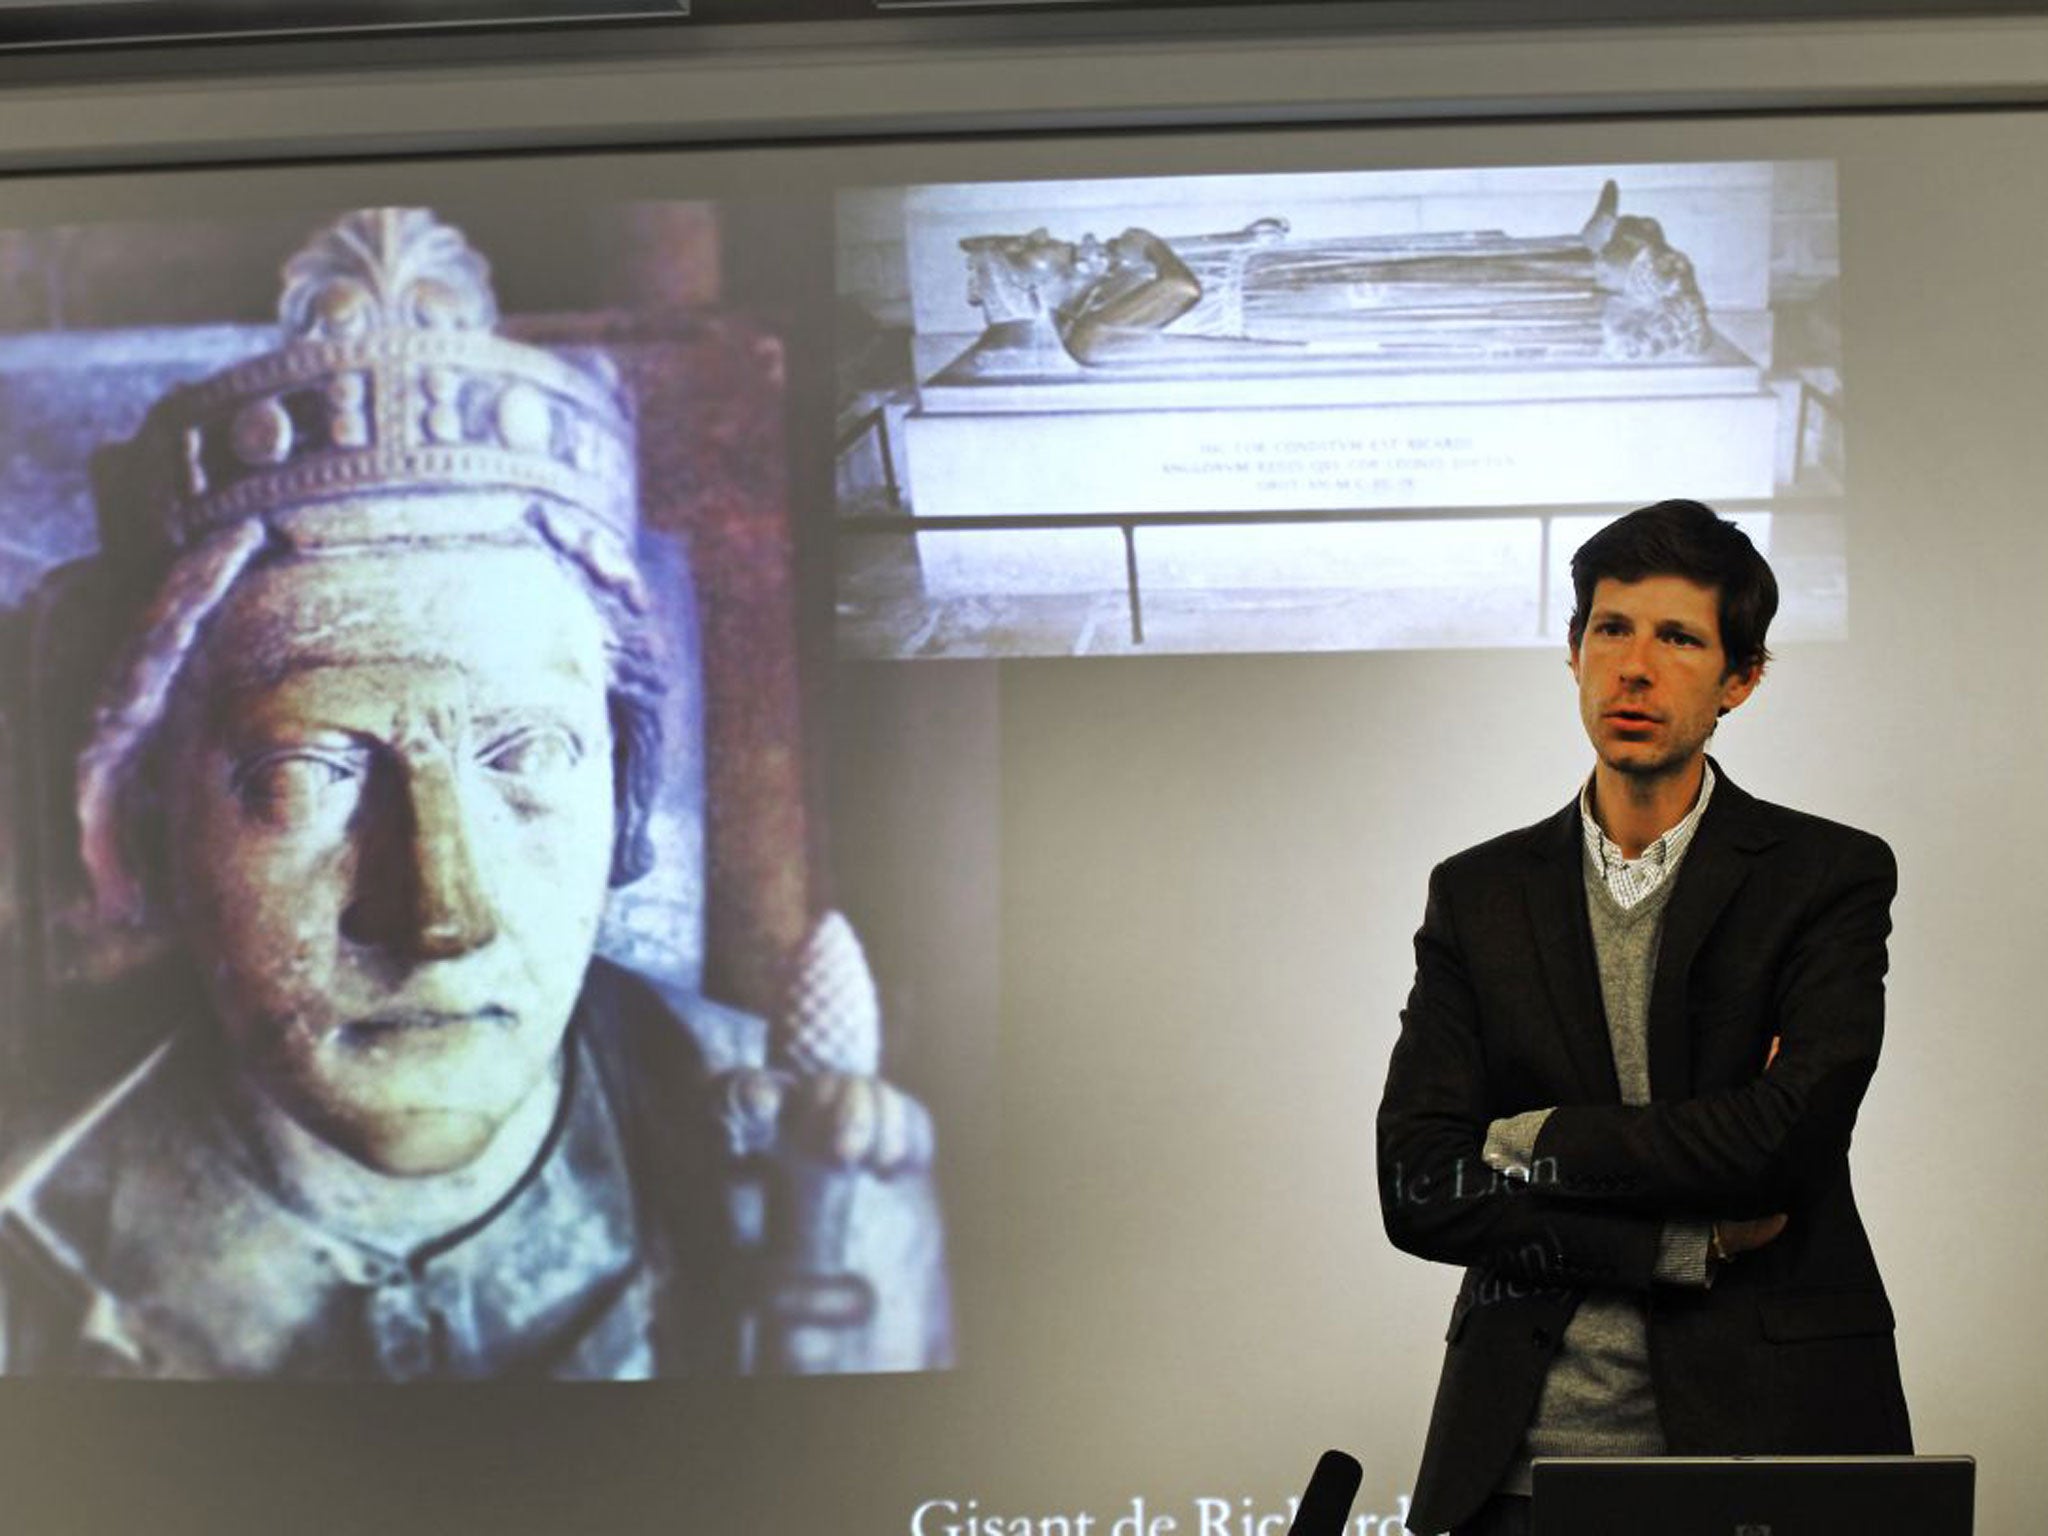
[96,208,637,562]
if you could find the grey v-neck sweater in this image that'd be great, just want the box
[1504,854,1682,1487]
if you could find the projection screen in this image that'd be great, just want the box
[0,85,2042,1536]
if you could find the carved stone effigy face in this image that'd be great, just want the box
[158,539,619,1176]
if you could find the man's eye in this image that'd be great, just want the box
[1665,631,1703,647]
[480,728,581,779]
[234,754,360,824]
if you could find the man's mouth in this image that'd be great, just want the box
[1605,709,1661,729]
[335,1005,514,1049]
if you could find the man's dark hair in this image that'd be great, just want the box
[1567,498,1778,677]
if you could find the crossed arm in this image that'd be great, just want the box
[1376,833,1896,1290]
[1056,230,1202,365]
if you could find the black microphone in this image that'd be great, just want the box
[1287,1450,1364,1536]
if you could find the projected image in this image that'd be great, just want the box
[835,161,1846,658]
[0,202,956,1379]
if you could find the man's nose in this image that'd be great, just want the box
[1617,634,1657,685]
[342,757,501,961]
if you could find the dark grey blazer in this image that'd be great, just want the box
[1378,764,1911,1535]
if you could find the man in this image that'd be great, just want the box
[0,208,950,1379]
[1378,500,1910,1536]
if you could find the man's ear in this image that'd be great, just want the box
[1717,660,1763,717]
[1566,642,1583,684]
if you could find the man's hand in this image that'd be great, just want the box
[1706,1039,1792,1261]
[1713,1212,1789,1259]
[716,1068,935,1176]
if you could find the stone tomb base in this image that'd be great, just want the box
[906,352,1778,529]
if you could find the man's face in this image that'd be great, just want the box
[1569,573,1758,783]
[161,541,618,1177]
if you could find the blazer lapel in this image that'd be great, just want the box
[1645,762,1778,1100]
[1524,799,1623,1103]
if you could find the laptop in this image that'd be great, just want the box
[1531,1455,1975,1535]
